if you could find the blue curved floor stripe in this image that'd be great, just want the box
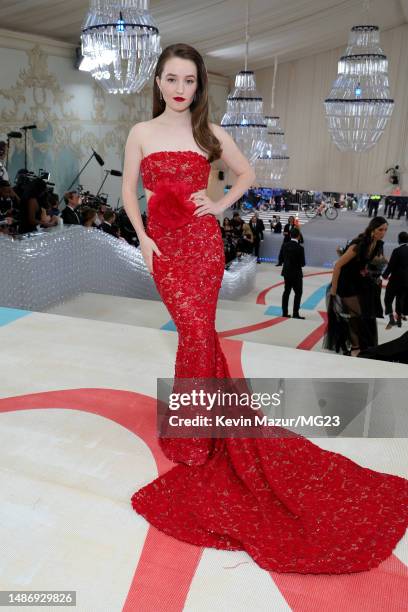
[161,320,177,331]
[263,305,282,316]
[0,307,31,327]
[264,283,329,315]
[301,284,329,310]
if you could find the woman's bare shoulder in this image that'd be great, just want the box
[209,122,241,151]
[127,120,159,153]
[209,122,225,137]
[130,117,166,137]
[128,120,153,137]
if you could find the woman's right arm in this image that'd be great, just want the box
[330,244,357,295]
[122,124,148,240]
[122,124,161,273]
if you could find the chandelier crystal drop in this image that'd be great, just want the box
[221,70,267,164]
[324,25,394,152]
[81,0,161,95]
[256,116,289,186]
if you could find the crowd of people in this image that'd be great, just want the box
[2,177,407,336]
[382,195,408,220]
[0,176,128,242]
[363,194,408,219]
[326,217,408,357]
[219,211,265,264]
[276,215,408,357]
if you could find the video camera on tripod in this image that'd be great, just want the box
[76,185,111,213]
[14,168,55,195]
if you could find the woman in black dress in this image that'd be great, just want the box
[326,217,388,356]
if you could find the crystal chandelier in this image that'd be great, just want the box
[221,2,267,164]
[324,25,394,152]
[256,116,290,186]
[81,0,161,95]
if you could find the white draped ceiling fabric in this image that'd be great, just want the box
[0,1,407,192]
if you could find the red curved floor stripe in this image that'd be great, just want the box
[219,316,287,339]
[296,312,328,351]
[220,337,245,378]
[270,553,408,612]
[0,389,203,612]
[1,387,406,611]
[256,271,332,305]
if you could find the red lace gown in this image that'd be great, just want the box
[131,150,408,574]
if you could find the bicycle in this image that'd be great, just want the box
[240,200,255,213]
[303,201,338,220]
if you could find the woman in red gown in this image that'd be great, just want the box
[122,44,408,574]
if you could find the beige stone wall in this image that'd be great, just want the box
[255,24,408,194]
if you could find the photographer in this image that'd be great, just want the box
[0,179,18,234]
[18,178,49,234]
[0,141,9,182]
[47,192,60,218]
[0,179,20,213]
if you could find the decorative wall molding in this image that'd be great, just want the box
[0,27,74,58]
[0,41,229,206]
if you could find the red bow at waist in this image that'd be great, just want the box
[148,180,196,229]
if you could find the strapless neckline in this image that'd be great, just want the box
[141,150,210,166]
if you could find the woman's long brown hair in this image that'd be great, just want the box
[353,216,388,260]
[152,43,222,163]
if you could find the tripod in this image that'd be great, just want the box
[60,149,105,204]
[96,169,122,195]
[20,125,37,171]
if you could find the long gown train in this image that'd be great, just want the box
[131,150,408,574]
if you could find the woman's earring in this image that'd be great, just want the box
[159,89,163,101]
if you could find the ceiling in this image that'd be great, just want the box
[1,0,407,75]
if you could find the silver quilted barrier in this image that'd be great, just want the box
[0,226,257,311]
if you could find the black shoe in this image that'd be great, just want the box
[275,263,282,267]
[282,313,291,318]
[292,314,305,319]
[397,317,402,328]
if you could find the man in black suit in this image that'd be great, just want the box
[61,191,81,225]
[270,215,282,234]
[397,197,408,220]
[249,214,262,262]
[254,212,264,240]
[387,196,397,219]
[383,231,408,328]
[281,227,306,319]
[100,209,120,238]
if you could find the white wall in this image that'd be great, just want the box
[255,23,408,194]
[0,29,229,210]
